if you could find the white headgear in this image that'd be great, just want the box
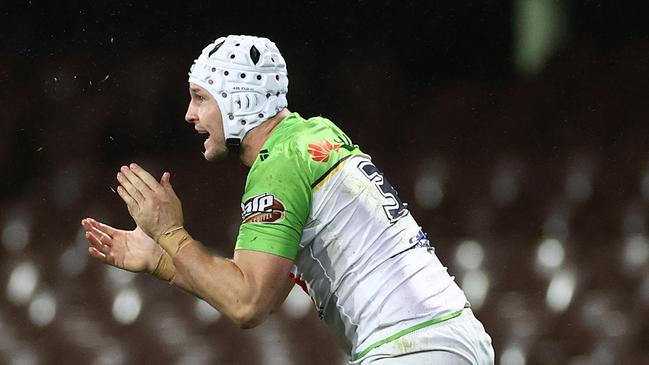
[188,35,289,150]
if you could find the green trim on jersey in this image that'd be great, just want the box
[311,154,353,191]
[235,113,363,260]
[352,309,465,361]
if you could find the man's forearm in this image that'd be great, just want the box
[155,229,280,328]
[170,242,264,327]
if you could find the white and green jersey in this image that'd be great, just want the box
[236,113,467,360]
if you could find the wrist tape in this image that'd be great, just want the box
[157,227,193,257]
[151,251,175,282]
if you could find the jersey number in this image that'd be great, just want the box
[357,160,409,223]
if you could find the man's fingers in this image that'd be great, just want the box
[86,231,110,253]
[82,219,110,242]
[88,247,115,266]
[120,165,153,196]
[117,171,145,203]
[116,185,139,213]
[87,218,118,238]
[88,246,107,261]
[81,218,94,231]
[160,172,179,199]
[129,163,161,192]
[88,225,112,246]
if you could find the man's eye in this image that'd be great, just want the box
[199,95,206,102]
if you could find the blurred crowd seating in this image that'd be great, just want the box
[1,40,649,364]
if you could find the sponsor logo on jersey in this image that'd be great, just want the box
[241,193,285,224]
[259,148,269,161]
[307,140,340,163]
[409,229,432,249]
[333,135,357,152]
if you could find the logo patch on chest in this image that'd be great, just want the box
[307,140,340,162]
[241,193,286,224]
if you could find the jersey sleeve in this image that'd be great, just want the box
[235,140,311,260]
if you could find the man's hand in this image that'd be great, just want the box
[115,163,183,240]
[81,218,163,273]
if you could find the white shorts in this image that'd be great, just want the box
[353,308,494,365]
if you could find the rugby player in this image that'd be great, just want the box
[82,35,494,364]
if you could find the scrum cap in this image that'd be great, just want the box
[188,35,289,150]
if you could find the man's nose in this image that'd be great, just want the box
[185,103,198,124]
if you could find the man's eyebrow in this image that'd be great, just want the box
[190,88,202,94]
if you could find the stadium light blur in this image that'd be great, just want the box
[461,270,489,311]
[282,285,313,319]
[194,297,221,323]
[622,234,649,275]
[579,292,614,334]
[105,265,137,292]
[564,166,594,204]
[602,310,628,338]
[7,261,39,306]
[91,339,126,365]
[546,269,576,314]
[7,345,40,365]
[535,238,565,277]
[251,318,294,365]
[112,287,142,325]
[542,201,571,241]
[622,200,646,236]
[589,340,618,365]
[2,215,30,253]
[174,341,216,365]
[414,158,448,210]
[152,315,189,347]
[28,289,57,327]
[498,292,539,342]
[414,173,445,210]
[641,163,649,201]
[639,272,649,304]
[500,342,526,365]
[58,228,90,276]
[490,157,522,206]
[455,240,485,271]
[514,0,567,76]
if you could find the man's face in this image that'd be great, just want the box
[185,83,228,161]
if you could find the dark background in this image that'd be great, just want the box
[1,1,648,364]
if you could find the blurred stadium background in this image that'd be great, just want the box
[1,1,648,364]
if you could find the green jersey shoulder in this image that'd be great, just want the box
[235,113,362,259]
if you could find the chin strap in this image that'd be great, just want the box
[226,138,241,154]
